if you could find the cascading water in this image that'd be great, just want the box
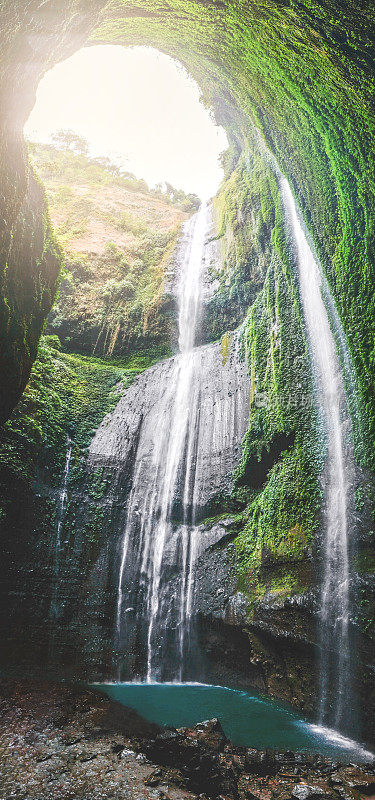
[141,202,207,681]
[88,203,250,682]
[48,434,73,666]
[50,434,72,621]
[114,203,210,680]
[281,179,354,732]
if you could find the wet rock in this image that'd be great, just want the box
[145,768,163,786]
[111,742,124,754]
[188,719,227,753]
[244,750,280,777]
[329,773,343,786]
[291,785,325,800]
[79,752,98,762]
[340,768,375,794]
[144,718,232,796]
[337,787,359,800]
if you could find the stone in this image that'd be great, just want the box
[111,743,124,754]
[145,768,163,787]
[121,748,136,758]
[291,785,325,800]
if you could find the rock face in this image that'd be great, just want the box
[191,522,318,709]
[90,337,249,515]
[0,329,252,684]
[87,332,251,680]
[0,1,104,422]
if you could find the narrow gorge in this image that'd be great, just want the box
[0,1,374,796]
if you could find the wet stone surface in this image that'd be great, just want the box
[0,681,374,800]
[0,680,196,800]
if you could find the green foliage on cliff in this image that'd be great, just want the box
[229,157,322,601]
[203,149,278,341]
[29,141,198,360]
[93,0,375,468]
[29,140,200,215]
[0,335,137,495]
[196,135,322,606]
[0,167,63,422]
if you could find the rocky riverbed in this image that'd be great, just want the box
[0,681,374,800]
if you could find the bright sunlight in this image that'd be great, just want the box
[25,45,228,200]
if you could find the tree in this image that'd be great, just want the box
[52,129,89,155]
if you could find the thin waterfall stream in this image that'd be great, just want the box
[50,434,72,621]
[281,179,354,732]
[48,434,73,665]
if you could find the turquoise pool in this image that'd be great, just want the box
[92,682,373,762]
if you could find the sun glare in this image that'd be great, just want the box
[25,45,228,200]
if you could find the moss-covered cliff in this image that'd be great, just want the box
[30,141,198,360]
[0,333,147,671]
[0,0,374,739]
[1,0,374,454]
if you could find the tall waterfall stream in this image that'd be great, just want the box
[116,202,208,681]
[281,179,354,733]
[90,203,250,682]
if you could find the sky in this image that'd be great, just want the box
[24,45,228,200]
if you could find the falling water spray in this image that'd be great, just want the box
[281,179,354,732]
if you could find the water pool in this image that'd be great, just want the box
[92,682,373,762]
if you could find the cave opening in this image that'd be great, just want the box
[23,44,228,360]
[25,44,228,201]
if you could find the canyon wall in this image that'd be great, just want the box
[0,0,374,743]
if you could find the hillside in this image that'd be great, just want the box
[29,141,199,361]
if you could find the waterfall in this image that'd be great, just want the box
[280,179,354,731]
[55,435,73,567]
[49,435,72,641]
[115,203,207,681]
[88,203,250,682]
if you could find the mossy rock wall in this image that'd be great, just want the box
[0,0,374,733]
[0,335,145,674]
[1,1,374,459]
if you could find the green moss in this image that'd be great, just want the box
[29,141,196,361]
[92,0,375,468]
[221,331,233,366]
[0,166,63,421]
[356,549,375,576]
[0,334,141,492]
[211,144,324,602]
[203,146,278,342]
[237,560,312,616]
[235,447,320,578]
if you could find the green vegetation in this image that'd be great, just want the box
[220,150,323,607]
[0,167,63,422]
[29,136,200,214]
[29,140,199,360]
[203,145,279,341]
[93,0,374,469]
[0,334,138,497]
